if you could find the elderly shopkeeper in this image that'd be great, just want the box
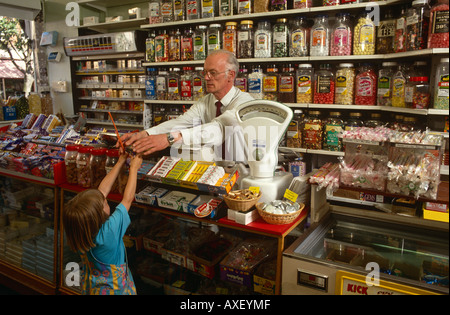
[120,50,254,161]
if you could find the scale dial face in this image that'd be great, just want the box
[238,104,288,123]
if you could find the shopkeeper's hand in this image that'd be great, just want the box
[129,133,170,155]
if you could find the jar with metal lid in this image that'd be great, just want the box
[193,67,206,100]
[302,110,323,150]
[323,111,344,151]
[173,0,186,21]
[155,30,169,62]
[187,0,201,20]
[391,64,407,107]
[76,146,92,188]
[377,62,397,106]
[157,68,168,100]
[219,0,233,16]
[161,0,174,23]
[65,145,79,185]
[263,64,278,101]
[366,112,383,128]
[181,67,194,101]
[334,63,355,105]
[202,0,218,18]
[237,0,253,14]
[146,31,156,62]
[310,14,330,56]
[169,28,181,61]
[388,114,405,131]
[376,8,396,54]
[238,20,254,58]
[272,18,289,57]
[314,63,335,104]
[406,0,430,51]
[270,0,287,11]
[223,22,238,55]
[345,112,364,131]
[181,27,194,61]
[278,64,296,103]
[194,25,208,60]
[434,57,449,109]
[207,24,222,54]
[290,16,309,57]
[394,5,408,53]
[405,76,430,109]
[353,10,376,55]
[235,65,248,92]
[428,0,449,48]
[286,109,304,148]
[296,64,314,104]
[90,148,107,189]
[354,63,377,106]
[105,149,120,194]
[254,21,272,58]
[248,65,265,99]
[168,67,181,100]
[330,12,352,56]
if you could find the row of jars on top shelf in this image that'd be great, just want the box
[145,58,449,109]
[144,0,449,63]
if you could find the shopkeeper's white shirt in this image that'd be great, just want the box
[145,86,254,161]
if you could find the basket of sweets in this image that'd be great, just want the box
[256,200,305,225]
[223,189,262,212]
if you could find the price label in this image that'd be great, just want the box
[249,186,260,194]
[284,189,298,203]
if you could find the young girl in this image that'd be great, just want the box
[63,152,143,295]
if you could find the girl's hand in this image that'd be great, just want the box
[129,154,143,171]
[118,152,128,163]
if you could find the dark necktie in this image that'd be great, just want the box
[215,101,222,117]
[215,101,225,160]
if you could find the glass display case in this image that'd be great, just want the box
[283,209,449,295]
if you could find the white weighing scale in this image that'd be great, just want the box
[235,100,294,203]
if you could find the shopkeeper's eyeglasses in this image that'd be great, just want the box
[201,69,230,79]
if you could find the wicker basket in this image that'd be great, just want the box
[223,189,262,212]
[256,202,305,225]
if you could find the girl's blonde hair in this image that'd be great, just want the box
[63,189,108,253]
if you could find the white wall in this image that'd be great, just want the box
[43,0,78,115]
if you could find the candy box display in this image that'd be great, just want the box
[135,185,168,206]
[339,139,389,192]
[220,239,275,287]
[253,259,277,295]
[157,190,198,211]
[142,220,181,255]
[386,132,444,200]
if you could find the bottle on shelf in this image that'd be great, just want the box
[254,20,272,58]
[366,112,383,128]
[289,16,309,57]
[428,0,449,48]
[181,27,194,61]
[202,0,218,18]
[353,9,376,55]
[237,0,253,14]
[146,67,157,100]
[194,25,208,60]
[207,23,222,55]
[302,110,323,150]
[156,68,169,100]
[272,18,289,58]
[377,62,398,106]
[187,0,201,19]
[405,76,430,109]
[169,28,181,61]
[278,64,296,103]
[391,64,408,107]
[248,64,265,99]
[173,0,186,21]
[263,64,278,101]
[237,20,254,59]
[161,0,174,23]
[354,63,377,106]
[193,66,206,100]
[223,21,238,55]
[296,63,314,104]
[155,30,169,62]
[334,63,355,106]
[235,65,248,92]
[313,64,335,104]
[219,0,233,16]
[181,67,194,101]
[310,14,330,56]
[330,12,352,56]
[434,57,449,109]
[323,111,344,152]
[394,4,408,53]
[345,112,364,131]
[168,67,181,100]
[270,0,287,11]
[376,7,396,54]
[146,31,156,62]
[149,0,161,24]
[406,0,431,51]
